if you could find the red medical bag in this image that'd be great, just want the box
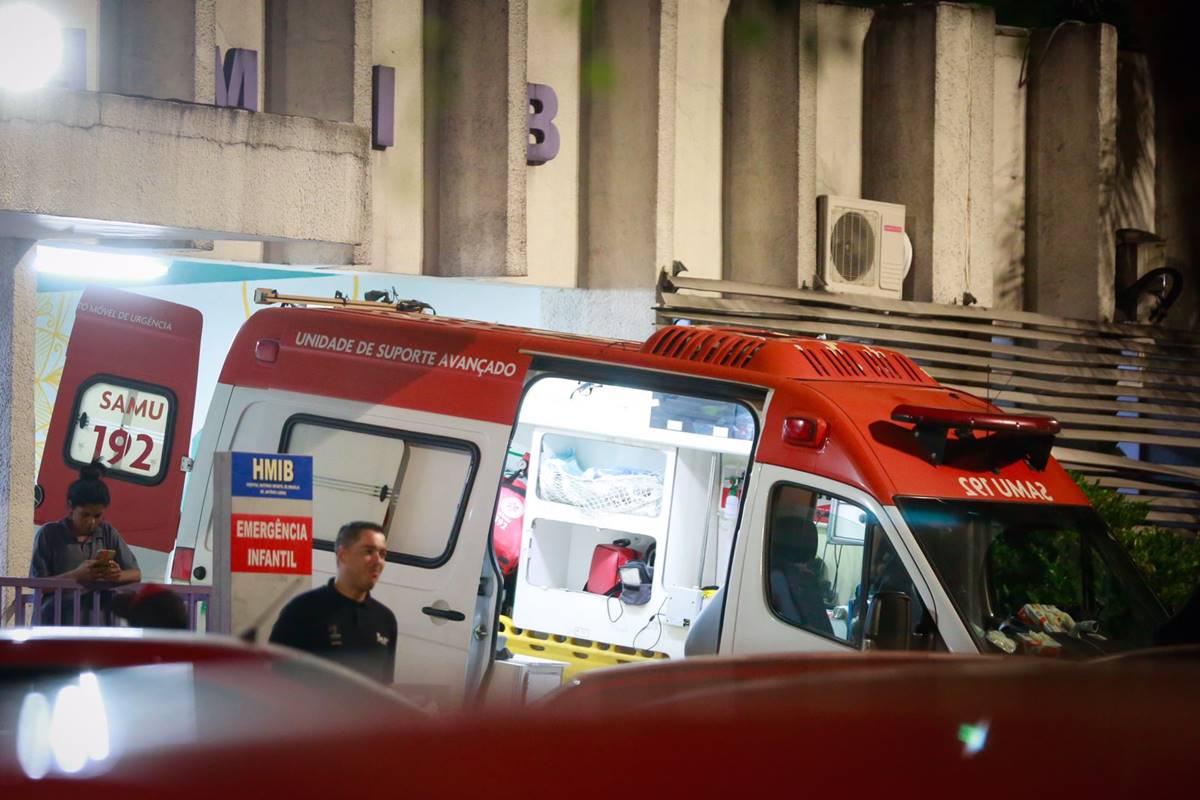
[585,541,639,596]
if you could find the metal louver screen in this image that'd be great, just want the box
[830,210,876,283]
[656,271,1200,531]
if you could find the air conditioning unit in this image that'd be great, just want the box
[817,195,910,299]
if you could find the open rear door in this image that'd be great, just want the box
[211,301,531,707]
[36,288,202,571]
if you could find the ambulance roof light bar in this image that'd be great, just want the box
[891,404,1061,436]
[254,287,435,315]
[890,403,1060,471]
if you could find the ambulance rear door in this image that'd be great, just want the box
[275,402,511,709]
[36,287,202,577]
[212,309,533,708]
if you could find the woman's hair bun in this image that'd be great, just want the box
[79,460,107,481]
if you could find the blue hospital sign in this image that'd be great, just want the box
[230,453,313,500]
[212,451,316,632]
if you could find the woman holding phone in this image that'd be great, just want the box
[29,461,141,623]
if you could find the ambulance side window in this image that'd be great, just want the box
[765,483,870,647]
[64,374,176,485]
[766,483,932,650]
[281,415,478,567]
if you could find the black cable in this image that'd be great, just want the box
[606,593,624,624]
[632,596,668,652]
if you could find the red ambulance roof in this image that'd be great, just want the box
[218,309,1085,507]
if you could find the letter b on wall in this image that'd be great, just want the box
[527,83,560,166]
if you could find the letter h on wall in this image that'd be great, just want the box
[215,47,258,111]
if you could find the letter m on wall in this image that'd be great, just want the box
[215,47,258,111]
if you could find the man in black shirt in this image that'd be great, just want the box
[269,521,398,684]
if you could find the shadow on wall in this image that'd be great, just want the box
[1114,52,1156,236]
[994,130,1025,311]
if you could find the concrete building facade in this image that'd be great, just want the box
[1,0,1194,568]
[4,1,1188,304]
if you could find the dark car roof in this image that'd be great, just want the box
[539,650,991,714]
[0,627,278,669]
[4,650,1197,797]
[0,626,429,788]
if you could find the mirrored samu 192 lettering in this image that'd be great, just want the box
[957,476,1054,502]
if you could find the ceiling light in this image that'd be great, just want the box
[36,246,170,282]
[0,2,64,93]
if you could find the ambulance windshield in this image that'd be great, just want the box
[897,499,1166,658]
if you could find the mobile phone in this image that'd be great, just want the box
[94,549,116,563]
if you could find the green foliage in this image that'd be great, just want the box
[728,10,770,50]
[1071,471,1200,612]
[989,530,1082,614]
[580,56,616,95]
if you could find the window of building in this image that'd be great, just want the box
[281,415,477,567]
[65,375,176,485]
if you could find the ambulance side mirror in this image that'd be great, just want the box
[865,591,912,651]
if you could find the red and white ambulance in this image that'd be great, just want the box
[38,286,1167,707]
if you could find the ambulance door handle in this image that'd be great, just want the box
[421,606,466,622]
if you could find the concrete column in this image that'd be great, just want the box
[209,0,268,263]
[371,0,424,275]
[216,0,265,112]
[0,240,36,578]
[1114,53,1156,235]
[264,0,372,265]
[992,27,1028,311]
[1025,23,1117,321]
[193,0,217,104]
[723,0,817,289]
[654,2,679,286]
[1155,55,1198,331]
[816,2,873,199]
[423,0,528,278]
[795,0,817,290]
[521,0,582,287]
[98,0,216,103]
[348,0,374,263]
[862,2,994,306]
[672,0,728,282]
[579,0,676,290]
[352,0,374,131]
[265,0,356,122]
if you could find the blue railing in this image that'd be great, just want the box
[0,577,210,631]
